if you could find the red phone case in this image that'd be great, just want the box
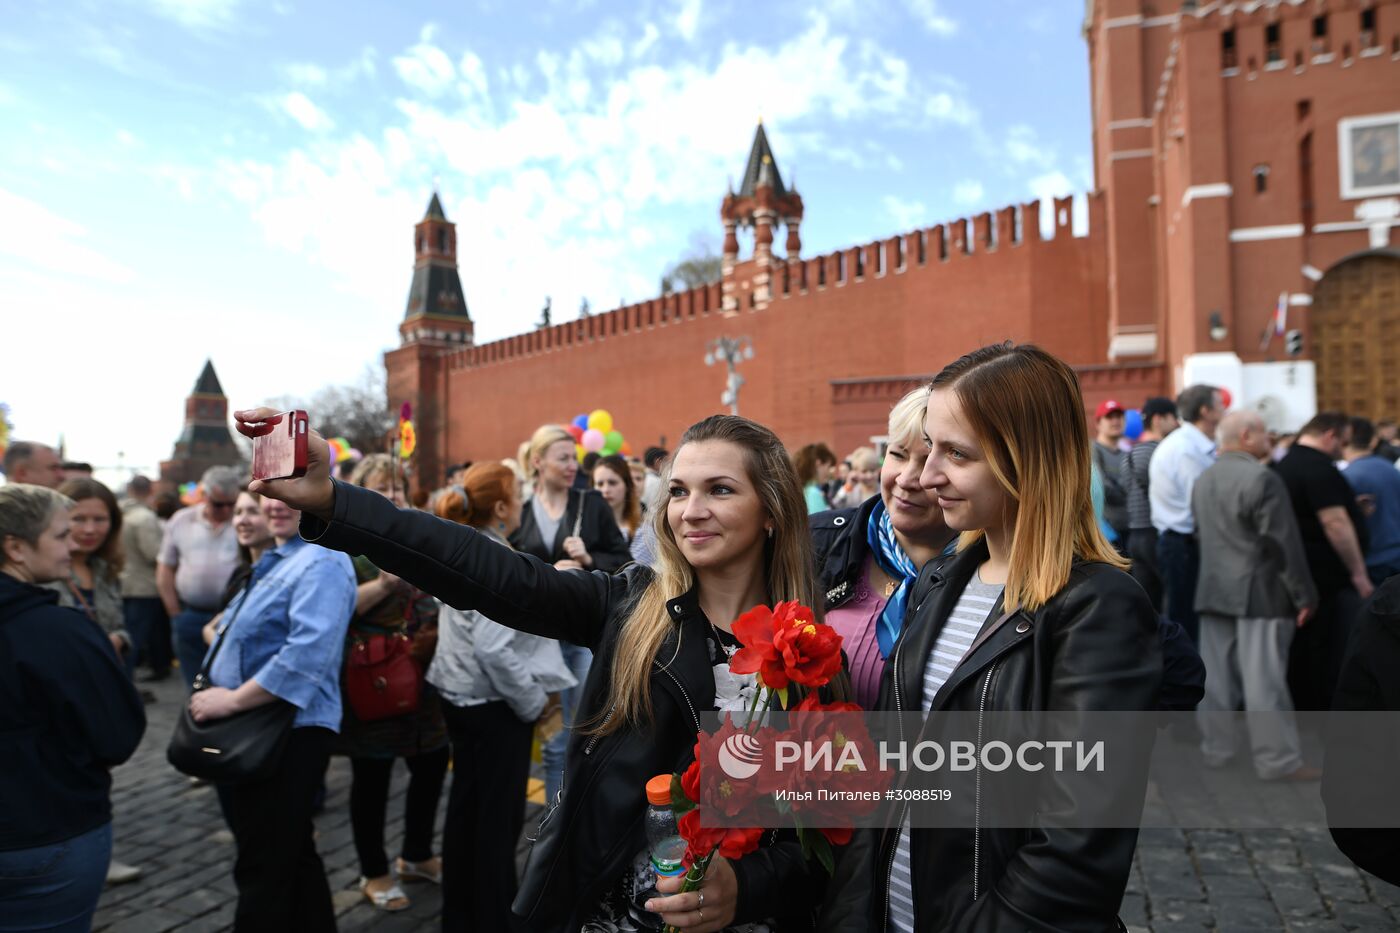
[250,411,309,482]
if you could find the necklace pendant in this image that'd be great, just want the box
[885,580,897,598]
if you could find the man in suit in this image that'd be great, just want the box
[1193,411,1320,781]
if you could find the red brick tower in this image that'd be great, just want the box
[159,360,242,487]
[721,122,805,313]
[385,193,473,493]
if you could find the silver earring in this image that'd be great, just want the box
[767,527,774,539]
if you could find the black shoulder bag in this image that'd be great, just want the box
[167,577,296,782]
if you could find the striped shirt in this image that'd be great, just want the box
[888,576,1004,933]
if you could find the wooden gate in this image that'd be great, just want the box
[1312,253,1400,420]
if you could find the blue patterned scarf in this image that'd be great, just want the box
[866,500,920,659]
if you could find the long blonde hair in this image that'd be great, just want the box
[592,414,824,735]
[930,342,1127,612]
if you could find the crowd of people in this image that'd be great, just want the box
[1,339,1398,932]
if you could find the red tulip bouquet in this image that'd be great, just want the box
[663,601,881,930]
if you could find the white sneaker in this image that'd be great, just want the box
[106,861,143,885]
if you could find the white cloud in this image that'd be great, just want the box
[926,91,976,126]
[952,179,983,206]
[632,23,660,57]
[279,91,334,132]
[143,0,240,32]
[116,128,138,146]
[675,0,703,41]
[904,0,957,36]
[393,25,456,96]
[284,63,328,86]
[882,196,927,230]
[1004,124,1053,168]
[0,187,136,284]
[216,13,954,340]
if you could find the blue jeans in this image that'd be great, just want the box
[172,608,215,691]
[543,641,593,806]
[121,597,167,677]
[0,822,111,933]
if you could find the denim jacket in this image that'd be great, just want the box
[207,537,356,731]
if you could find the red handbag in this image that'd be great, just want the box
[345,633,421,722]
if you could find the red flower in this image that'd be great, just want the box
[730,601,843,692]
[729,604,787,688]
[817,826,853,846]
[772,611,844,688]
[680,757,701,807]
[678,809,764,863]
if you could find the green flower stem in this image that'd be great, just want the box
[663,849,715,933]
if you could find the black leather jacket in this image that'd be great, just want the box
[511,486,632,573]
[303,482,823,931]
[818,539,1162,932]
[809,495,1203,713]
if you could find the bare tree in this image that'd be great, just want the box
[660,232,723,294]
[262,365,393,455]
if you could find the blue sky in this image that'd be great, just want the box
[1,0,1093,478]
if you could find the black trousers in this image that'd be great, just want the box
[1126,527,1164,614]
[350,746,450,878]
[1288,585,1363,711]
[1157,530,1200,644]
[224,726,336,933]
[441,700,534,933]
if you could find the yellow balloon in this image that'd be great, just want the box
[575,443,586,462]
[587,409,613,434]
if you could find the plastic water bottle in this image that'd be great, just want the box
[645,774,688,877]
[629,774,688,929]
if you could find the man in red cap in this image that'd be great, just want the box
[1092,399,1129,549]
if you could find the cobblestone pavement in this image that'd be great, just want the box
[95,678,1400,932]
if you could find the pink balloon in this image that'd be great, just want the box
[582,428,606,452]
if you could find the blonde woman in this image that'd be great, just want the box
[820,343,1162,932]
[240,410,845,932]
[512,424,632,804]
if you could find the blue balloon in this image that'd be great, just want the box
[1124,409,1144,441]
[572,413,589,430]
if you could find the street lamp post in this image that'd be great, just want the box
[703,336,754,416]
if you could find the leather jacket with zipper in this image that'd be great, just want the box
[809,495,1202,713]
[302,481,825,931]
[817,539,1162,932]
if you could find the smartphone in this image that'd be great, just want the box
[250,411,309,482]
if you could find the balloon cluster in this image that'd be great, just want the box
[565,410,631,461]
[326,437,364,464]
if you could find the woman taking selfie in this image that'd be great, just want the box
[0,485,145,932]
[513,423,632,805]
[239,409,839,932]
[429,462,577,932]
[819,343,1162,932]
[810,387,955,709]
